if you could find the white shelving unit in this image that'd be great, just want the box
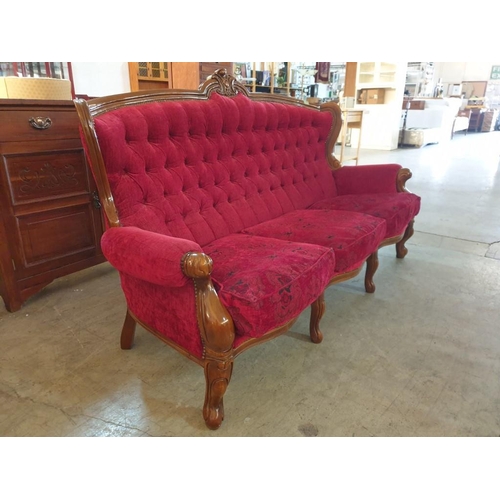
[357,62,399,88]
[405,62,435,97]
[351,61,407,151]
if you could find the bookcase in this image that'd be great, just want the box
[233,62,319,99]
[129,62,323,99]
[128,62,200,91]
[346,62,407,150]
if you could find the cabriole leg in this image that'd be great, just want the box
[309,293,325,344]
[203,357,233,430]
[365,251,379,293]
[396,219,415,259]
[121,309,137,350]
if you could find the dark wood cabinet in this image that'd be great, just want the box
[467,108,484,132]
[0,99,105,312]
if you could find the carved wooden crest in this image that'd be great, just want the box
[200,68,250,97]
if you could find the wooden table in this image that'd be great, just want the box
[338,108,363,165]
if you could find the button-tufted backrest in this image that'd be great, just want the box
[93,92,338,246]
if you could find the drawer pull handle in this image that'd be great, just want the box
[29,117,52,130]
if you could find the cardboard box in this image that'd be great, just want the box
[358,88,386,104]
[365,88,385,104]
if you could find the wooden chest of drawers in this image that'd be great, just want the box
[0,99,105,312]
[480,109,499,132]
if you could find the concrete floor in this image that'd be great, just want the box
[1,131,500,437]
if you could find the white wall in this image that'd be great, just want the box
[71,62,130,97]
[434,62,497,83]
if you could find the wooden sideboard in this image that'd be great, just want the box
[0,99,106,312]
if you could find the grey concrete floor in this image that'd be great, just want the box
[1,131,500,438]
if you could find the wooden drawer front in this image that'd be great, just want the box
[4,149,90,205]
[0,108,79,142]
[17,204,96,268]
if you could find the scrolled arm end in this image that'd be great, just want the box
[397,168,413,193]
[182,252,213,279]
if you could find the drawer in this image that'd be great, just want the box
[0,107,80,142]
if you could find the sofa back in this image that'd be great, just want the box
[77,72,342,246]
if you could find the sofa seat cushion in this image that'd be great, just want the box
[202,234,335,339]
[309,193,421,238]
[242,210,386,274]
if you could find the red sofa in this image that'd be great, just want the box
[75,69,420,430]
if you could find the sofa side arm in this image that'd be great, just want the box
[101,226,203,287]
[333,164,412,195]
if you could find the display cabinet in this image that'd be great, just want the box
[129,62,234,91]
[356,62,399,87]
[404,62,435,97]
[128,62,172,90]
[346,62,406,150]
[129,62,329,98]
[129,62,199,90]
[233,62,313,98]
[233,62,289,94]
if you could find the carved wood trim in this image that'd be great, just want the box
[364,251,379,293]
[199,68,250,97]
[396,219,415,259]
[181,251,236,429]
[320,101,343,170]
[181,252,235,360]
[120,309,137,350]
[74,98,120,228]
[379,234,404,248]
[232,316,300,357]
[397,168,413,193]
[328,266,363,286]
[310,293,325,344]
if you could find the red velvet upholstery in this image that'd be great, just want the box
[323,164,421,237]
[242,210,386,274]
[202,234,336,338]
[310,193,420,239]
[101,226,202,287]
[333,164,403,195]
[120,274,204,358]
[93,92,336,246]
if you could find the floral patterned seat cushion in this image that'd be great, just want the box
[202,234,336,339]
[309,192,420,239]
[242,209,386,274]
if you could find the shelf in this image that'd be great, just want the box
[357,83,397,89]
